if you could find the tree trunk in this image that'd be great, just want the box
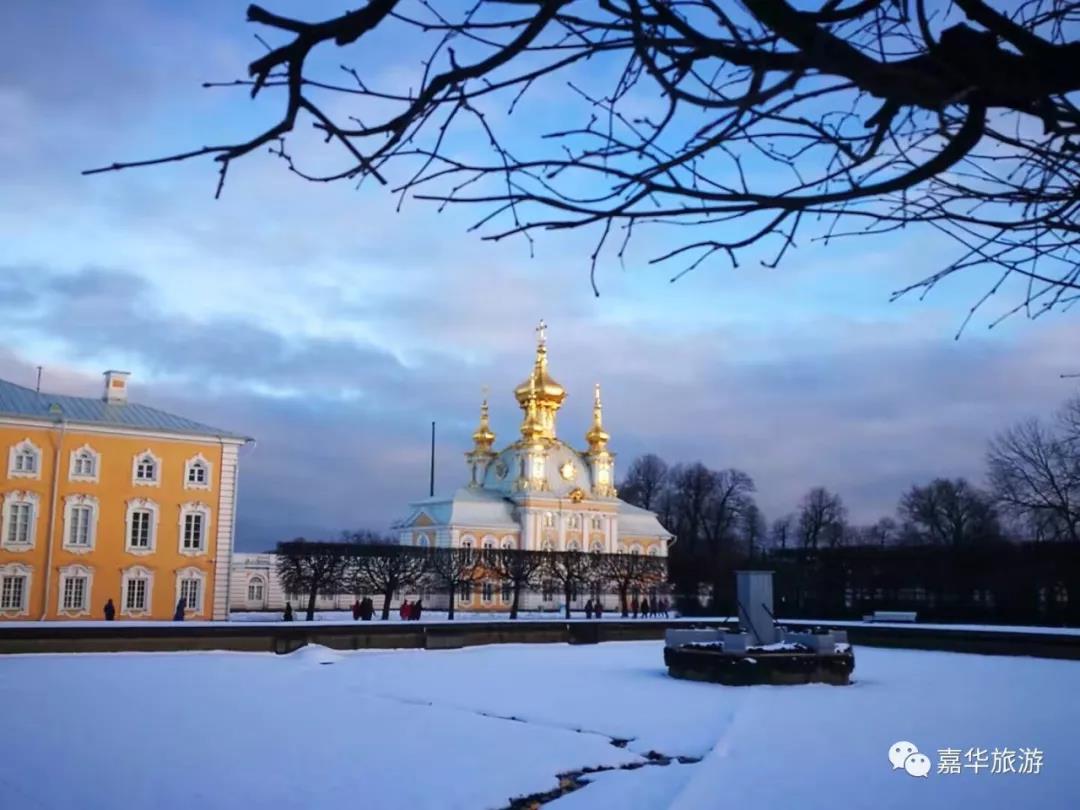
[619,584,629,617]
[305,589,317,622]
[447,584,456,620]
[510,581,521,620]
[381,584,393,621]
[564,582,572,619]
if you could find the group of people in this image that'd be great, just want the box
[397,599,423,621]
[582,596,670,619]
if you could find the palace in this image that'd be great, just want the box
[392,322,673,611]
[0,371,249,621]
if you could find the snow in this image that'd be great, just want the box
[1,642,1077,809]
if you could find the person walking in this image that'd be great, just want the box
[412,599,423,621]
[399,599,411,621]
[352,599,362,621]
[283,602,294,621]
[360,596,374,621]
[103,598,116,621]
[660,598,669,618]
[595,600,603,619]
[631,597,639,619]
[173,597,186,622]
[584,598,594,620]
[640,597,650,618]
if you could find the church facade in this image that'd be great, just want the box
[393,323,673,611]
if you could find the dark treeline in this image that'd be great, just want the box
[275,540,666,621]
[619,394,1080,624]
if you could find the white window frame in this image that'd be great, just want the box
[247,576,265,603]
[500,537,516,550]
[543,511,555,528]
[57,564,94,616]
[415,533,431,548]
[458,582,472,603]
[500,580,512,602]
[481,580,494,603]
[121,565,154,617]
[0,562,32,616]
[61,494,99,554]
[175,567,207,617]
[183,454,212,491]
[569,514,581,529]
[591,515,604,530]
[68,444,100,483]
[125,498,159,555]
[1,491,40,551]
[131,449,161,487]
[177,501,211,556]
[7,439,42,480]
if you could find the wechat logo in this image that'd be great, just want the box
[889,741,931,777]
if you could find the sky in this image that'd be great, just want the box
[1,1,1077,550]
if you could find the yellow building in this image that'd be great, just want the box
[0,370,250,621]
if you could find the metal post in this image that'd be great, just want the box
[429,421,436,497]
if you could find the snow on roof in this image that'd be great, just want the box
[616,499,674,540]
[403,487,520,529]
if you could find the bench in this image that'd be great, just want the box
[862,610,917,623]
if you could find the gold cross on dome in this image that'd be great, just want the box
[536,319,547,345]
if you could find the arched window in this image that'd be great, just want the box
[121,565,154,616]
[132,451,160,486]
[459,582,473,602]
[8,440,41,479]
[184,455,212,489]
[566,540,581,553]
[0,562,32,615]
[500,537,515,550]
[569,514,581,529]
[591,515,604,530]
[481,536,496,563]
[416,533,431,548]
[178,502,211,555]
[58,564,93,615]
[482,581,494,603]
[125,499,158,554]
[543,512,555,528]
[461,536,475,562]
[62,494,99,552]
[501,581,512,602]
[176,567,207,615]
[248,576,265,603]
[630,544,643,556]
[590,541,604,554]
[647,546,660,556]
[2,492,39,550]
[69,445,100,481]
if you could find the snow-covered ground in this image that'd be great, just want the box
[1,642,1076,809]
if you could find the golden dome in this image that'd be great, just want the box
[470,390,496,453]
[515,320,565,442]
[519,375,546,445]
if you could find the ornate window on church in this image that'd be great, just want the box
[591,516,604,530]
[543,512,555,528]
[569,514,581,529]
[481,581,494,603]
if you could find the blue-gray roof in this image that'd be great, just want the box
[0,377,249,441]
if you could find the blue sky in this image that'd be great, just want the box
[1,1,1076,549]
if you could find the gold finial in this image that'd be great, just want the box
[536,319,547,347]
[471,386,495,452]
[514,319,565,440]
[520,372,545,444]
[586,382,609,452]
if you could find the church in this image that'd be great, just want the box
[393,322,673,611]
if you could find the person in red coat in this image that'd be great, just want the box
[399,599,411,620]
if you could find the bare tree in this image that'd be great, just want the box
[619,455,669,511]
[487,548,546,619]
[741,502,767,561]
[702,468,756,551]
[599,551,664,617]
[90,2,1080,324]
[989,408,1080,542]
[542,550,593,619]
[898,478,1000,547]
[275,539,351,621]
[425,546,480,619]
[349,542,427,620]
[797,487,848,552]
[770,514,794,551]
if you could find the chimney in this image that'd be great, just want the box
[103,370,131,404]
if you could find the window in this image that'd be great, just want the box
[125,578,147,611]
[122,566,154,615]
[130,511,151,549]
[179,504,210,555]
[1,574,27,611]
[180,577,201,613]
[248,577,265,603]
[184,455,212,490]
[6,502,33,546]
[482,581,494,603]
[8,440,41,478]
[567,540,581,553]
[543,512,555,528]
[590,541,604,554]
[58,565,93,615]
[461,536,475,562]
[459,582,472,602]
[481,537,495,563]
[647,546,660,556]
[63,576,87,611]
[69,506,92,547]
[542,580,555,601]
[591,516,604,530]
[569,514,581,529]
[69,445,100,481]
[501,581,512,602]
[132,451,160,486]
